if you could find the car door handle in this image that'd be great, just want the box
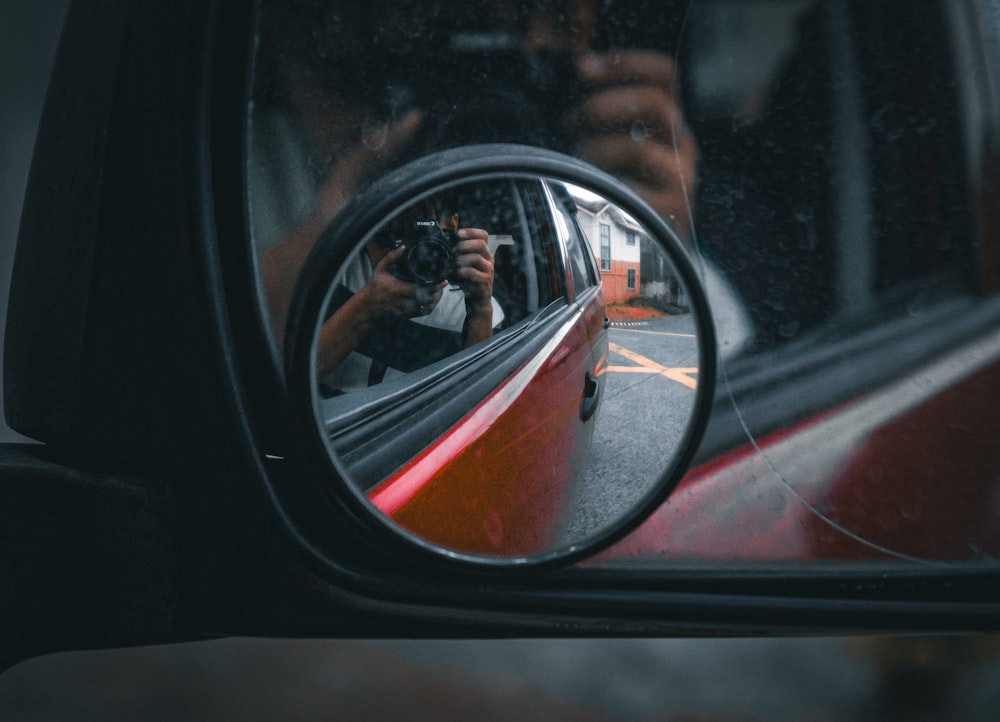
[580,372,601,422]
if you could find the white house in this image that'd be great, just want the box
[574,197,643,304]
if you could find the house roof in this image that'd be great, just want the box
[574,197,644,232]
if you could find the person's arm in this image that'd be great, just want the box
[317,246,445,378]
[260,111,423,344]
[449,228,496,347]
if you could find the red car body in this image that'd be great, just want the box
[361,180,610,557]
[370,306,605,556]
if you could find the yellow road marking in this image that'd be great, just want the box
[608,342,698,390]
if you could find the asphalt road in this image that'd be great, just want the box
[567,314,700,539]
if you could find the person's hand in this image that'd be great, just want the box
[575,51,698,237]
[450,228,495,312]
[262,110,422,341]
[362,244,446,319]
[314,243,442,380]
[312,110,423,225]
[445,226,496,346]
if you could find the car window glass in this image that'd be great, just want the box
[549,183,599,297]
[583,0,1000,569]
[313,178,568,398]
[245,0,1000,568]
[687,0,977,356]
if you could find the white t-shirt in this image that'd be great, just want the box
[326,250,505,391]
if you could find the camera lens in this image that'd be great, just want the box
[401,222,455,285]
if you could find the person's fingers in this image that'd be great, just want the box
[578,52,679,93]
[453,236,493,270]
[574,86,680,144]
[456,228,489,241]
[408,283,444,317]
[349,111,422,184]
[576,134,696,231]
[455,228,490,255]
[576,134,695,188]
[452,229,494,280]
[361,109,423,156]
[315,110,422,221]
[423,285,444,308]
[453,258,493,279]
[374,243,408,271]
[572,50,697,229]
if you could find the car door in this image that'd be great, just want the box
[545,180,609,431]
[589,0,1000,565]
[7,0,1000,669]
[315,177,608,557]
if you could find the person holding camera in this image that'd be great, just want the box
[253,0,704,374]
[316,209,504,390]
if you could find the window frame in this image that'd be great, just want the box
[681,0,998,461]
[319,178,584,487]
[599,223,611,271]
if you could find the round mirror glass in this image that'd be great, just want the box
[290,155,714,565]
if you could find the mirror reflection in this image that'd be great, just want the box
[248,0,1000,571]
[313,176,701,560]
[247,0,699,366]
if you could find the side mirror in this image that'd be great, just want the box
[5,0,1000,672]
[284,145,716,567]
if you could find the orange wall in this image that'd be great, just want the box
[599,260,640,304]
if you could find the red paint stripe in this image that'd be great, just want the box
[369,312,583,514]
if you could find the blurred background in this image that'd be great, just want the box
[3,636,1000,721]
[2,2,1000,720]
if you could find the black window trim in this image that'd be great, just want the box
[322,298,582,487]
[697,292,1000,462]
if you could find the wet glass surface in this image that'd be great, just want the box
[4,3,1000,720]
[604,0,1000,566]
[248,0,1000,567]
[299,170,705,561]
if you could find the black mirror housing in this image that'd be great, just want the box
[4,0,1000,670]
[6,1,244,464]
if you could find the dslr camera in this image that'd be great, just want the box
[392,220,459,287]
[382,39,584,159]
